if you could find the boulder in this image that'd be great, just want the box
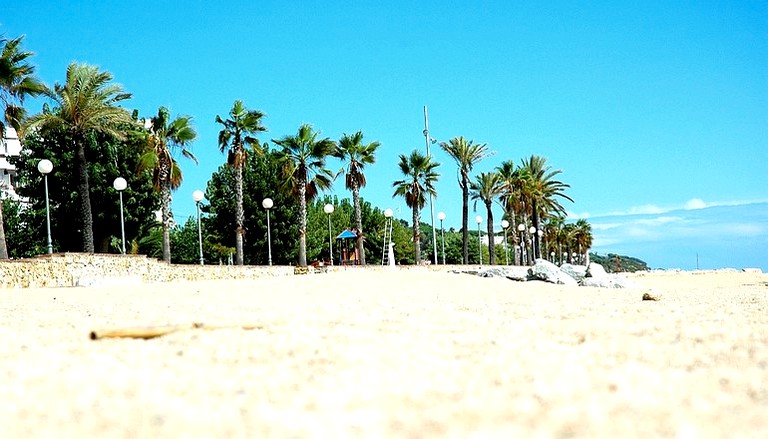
[559,263,587,282]
[586,262,608,278]
[529,259,578,286]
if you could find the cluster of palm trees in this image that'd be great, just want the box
[2,34,593,266]
[391,135,594,266]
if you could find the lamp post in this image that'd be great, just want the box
[324,203,334,265]
[517,223,525,265]
[475,215,483,265]
[37,159,53,254]
[113,177,127,255]
[262,197,273,266]
[529,226,536,262]
[192,190,205,265]
[537,229,544,260]
[501,220,510,265]
[437,211,446,265]
[550,251,556,264]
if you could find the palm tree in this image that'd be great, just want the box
[519,155,573,259]
[573,218,593,265]
[138,107,197,263]
[273,124,336,267]
[496,160,524,264]
[216,100,266,265]
[392,150,439,264]
[25,63,133,253]
[439,137,492,264]
[0,35,45,259]
[470,172,503,265]
[335,131,380,265]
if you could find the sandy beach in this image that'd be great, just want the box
[1,268,766,438]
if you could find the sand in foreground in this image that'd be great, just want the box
[1,269,766,438]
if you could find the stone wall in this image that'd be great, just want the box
[0,253,295,288]
[0,253,483,289]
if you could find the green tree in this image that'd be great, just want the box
[12,124,159,255]
[519,155,573,259]
[470,171,503,264]
[138,107,197,263]
[0,35,46,259]
[439,136,492,264]
[25,63,134,252]
[573,218,593,265]
[205,146,298,265]
[392,150,439,263]
[215,100,267,265]
[334,131,380,265]
[273,124,336,267]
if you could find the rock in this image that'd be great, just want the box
[586,262,608,278]
[642,292,661,301]
[560,263,587,282]
[529,259,578,286]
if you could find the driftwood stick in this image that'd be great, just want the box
[89,322,263,340]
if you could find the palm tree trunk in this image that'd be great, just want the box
[161,181,172,263]
[461,176,469,264]
[413,205,421,263]
[485,200,495,265]
[352,182,365,265]
[298,179,308,267]
[531,200,540,260]
[0,201,8,259]
[234,157,245,265]
[160,179,171,264]
[76,138,95,253]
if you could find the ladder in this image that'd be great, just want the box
[381,216,393,266]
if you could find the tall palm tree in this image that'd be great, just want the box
[216,100,266,265]
[138,107,197,263]
[0,35,45,259]
[273,124,336,267]
[392,150,439,264]
[439,136,492,264]
[519,155,573,259]
[334,131,380,265]
[25,63,133,253]
[470,171,503,265]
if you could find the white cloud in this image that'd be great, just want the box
[566,210,590,220]
[684,198,708,210]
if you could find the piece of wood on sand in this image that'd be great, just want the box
[89,322,263,340]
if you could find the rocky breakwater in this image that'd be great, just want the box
[452,259,639,288]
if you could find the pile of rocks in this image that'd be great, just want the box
[453,259,638,288]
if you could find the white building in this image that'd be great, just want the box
[0,127,22,196]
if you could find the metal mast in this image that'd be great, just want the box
[423,106,438,265]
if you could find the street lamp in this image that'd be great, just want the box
[501,219,510,265]
[192,190,205,265]
[324,203,334,265]
[37,159,53,254]
[529,226,536,262]
[550,251,556,264]
[113,177,127,255]
[437,211,446,265]
[517,223,525,265]
[262,197,273,266]
[475,215,483,265]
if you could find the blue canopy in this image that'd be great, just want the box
[336,229,357,239]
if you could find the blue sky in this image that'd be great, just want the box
[2,1,766,270]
